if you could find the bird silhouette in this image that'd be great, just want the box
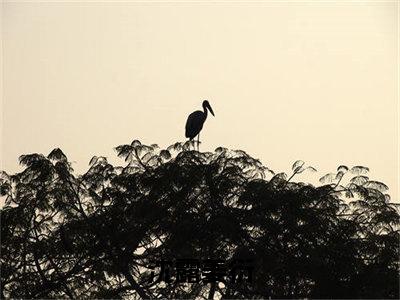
[185,100,215,151]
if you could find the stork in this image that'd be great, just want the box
[185,100,215,151]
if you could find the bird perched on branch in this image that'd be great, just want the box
[185,100,215,151]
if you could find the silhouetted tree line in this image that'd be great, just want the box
[1,140,399,299]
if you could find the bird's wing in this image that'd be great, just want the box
[185,111,205,139]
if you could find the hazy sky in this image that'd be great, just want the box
[1,1,398,200]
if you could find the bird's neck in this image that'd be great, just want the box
[203,106,208,118]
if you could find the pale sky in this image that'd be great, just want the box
[1,1,398,200]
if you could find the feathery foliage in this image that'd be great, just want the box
[1,140,399,299]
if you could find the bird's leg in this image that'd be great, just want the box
[197,133,201,151]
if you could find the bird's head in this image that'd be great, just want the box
[202,100,215,116]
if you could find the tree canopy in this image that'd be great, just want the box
[1,140,399,299]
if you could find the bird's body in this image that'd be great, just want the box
[185,110,207,140]
[185,100,215,149]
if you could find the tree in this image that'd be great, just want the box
[1,140,399,298]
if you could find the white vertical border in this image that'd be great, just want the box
[0,1,3,175]
[397,0,399,203]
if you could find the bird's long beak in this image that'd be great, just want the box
[207,103,215,116]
